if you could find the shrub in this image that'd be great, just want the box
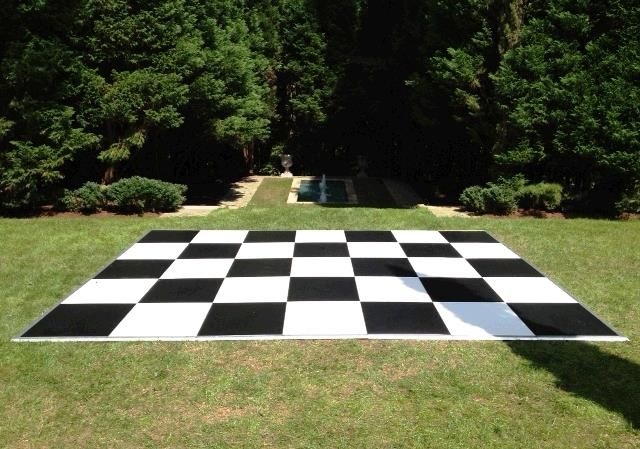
[256,163,280,176]
[459,185,486,212]
[59,182,106,213]
[615,183,640,214]
[494,174,527,192]
[106,176,187,213]
[459,184,518,214]
[517,182,563,211]
[483,185,518,214]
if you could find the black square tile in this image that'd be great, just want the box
[178,243,241,259]
[351,258,416,277]
[139,230,198,243]
[293,243,349,257]
[199,303,286,335]
[345,231,396,242]
[139,279,223,303]
[227,259,292,277]
[22,304,134,337]
[288,278,359,301]
[440,231,498,243]
[421,278,501,302]
[245,231,296,242]
[362,302,450,334]
[400,243,462,257]
[508,303,618,336]
[95,260,173,279]
[468,259,543,277]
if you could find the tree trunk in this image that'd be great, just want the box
[242,141,254,174]
[102,165,116,185]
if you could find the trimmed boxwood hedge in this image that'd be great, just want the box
[106,176,187,213]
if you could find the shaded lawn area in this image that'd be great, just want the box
[247,177,293,207]
[1,207,639,448]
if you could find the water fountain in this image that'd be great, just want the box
[319,174,328,203]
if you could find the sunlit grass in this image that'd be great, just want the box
[1,209,639,448]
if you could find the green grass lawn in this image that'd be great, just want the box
[248,177,293,207]
[1,207,639,448]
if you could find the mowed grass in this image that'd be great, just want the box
[247,177,293,207]
[1,207,639,448]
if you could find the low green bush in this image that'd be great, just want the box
[59,182,106,213]
[460,175,564,215]
[459,185,486,213]
[518,182,563,211]
[256,163,280,176]
[495,174,527,192]
[106,176,187,213]
[459,184,518,215]
[615,183,640,214]
[483,185,518,214]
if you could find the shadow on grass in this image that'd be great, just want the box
[318,177,419,209]
[507,341,639,429]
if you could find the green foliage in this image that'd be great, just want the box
[461,175,564,214]
[256,163,281,176]
[0,0,638,213]
[493,174,527,193]
[459,183,518,215]
[106,176,187,213]
[615,183,640,214]
[483,185,518,215]
[59,182,106,214]
[492,0,640,207]
[0,109,99,209]
[190,9,273,151]
[518,182,563,211]
[459,186,487,213]
[0,142,64,209]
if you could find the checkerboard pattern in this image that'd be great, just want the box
[16,230,624,341]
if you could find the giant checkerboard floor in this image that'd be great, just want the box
[15,230,624,341]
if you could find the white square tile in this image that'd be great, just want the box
[295,230,346,242]
[109,303,211,337]
[451,243,519,259]
[236,243,294,259]
[283,302,366,336]
[392,230,448,243]
[347,242,406,258]
[191,230,248,244]
[484,277,577,303]
[434,302,534,337]
[160,259,233,279]
[355,277,431,302]
[214,277,290,303]
[62,279,157,304]
[290,257,354,277]
[118,243,188,260]
[409,257,481,278]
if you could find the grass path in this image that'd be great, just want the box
[1,208,639,448]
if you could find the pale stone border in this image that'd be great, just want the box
[287,176,358,205]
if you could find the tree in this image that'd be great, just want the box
[492,0,640,208]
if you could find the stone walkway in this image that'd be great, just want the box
[217,176,264,209]
[425,205,474,218]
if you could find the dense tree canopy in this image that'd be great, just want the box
[0,0,638,211]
